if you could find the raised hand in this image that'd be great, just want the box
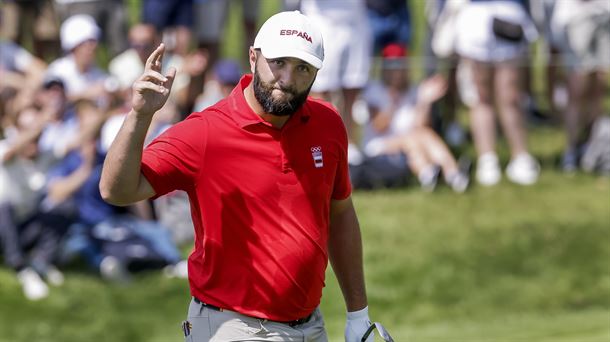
[418,74,448,105]
[132,43,176,117]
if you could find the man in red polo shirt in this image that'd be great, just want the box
[100,10,380,342]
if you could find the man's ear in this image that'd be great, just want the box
[248,48,257,74]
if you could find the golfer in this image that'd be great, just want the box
[100,11,376,342]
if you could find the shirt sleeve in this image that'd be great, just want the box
[141,114,208,198]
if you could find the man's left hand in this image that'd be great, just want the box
[345,306,374,342]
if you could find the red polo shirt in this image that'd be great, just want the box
[141,75,351,321]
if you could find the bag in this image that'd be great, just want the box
[349,153,410,190]
[492,17,524,42]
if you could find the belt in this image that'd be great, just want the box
[193,297,223,311]
[192,297,313,327]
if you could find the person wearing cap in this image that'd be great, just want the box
[100,10,380,342]
[45,14,109,104]
[361,43,470,193]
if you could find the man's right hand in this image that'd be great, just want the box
[132,43,176,117]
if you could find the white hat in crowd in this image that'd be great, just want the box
[253,11,324,69]
[60,14,101,51]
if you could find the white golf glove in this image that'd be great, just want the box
[345,306,374,342]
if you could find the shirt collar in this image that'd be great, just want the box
[227,74,311,129]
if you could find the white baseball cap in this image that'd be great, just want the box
[60,14,101,51]
[253,11,324,69]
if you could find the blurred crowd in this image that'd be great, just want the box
[0,0,608,300]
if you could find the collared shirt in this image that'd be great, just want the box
[141,74,351,321]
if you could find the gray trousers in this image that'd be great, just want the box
[183,298,328,342]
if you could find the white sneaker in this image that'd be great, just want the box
[448,172,470,193]
[17,267,49,301]
[100,256,130,283]
[506,153,540,185]
[46,265,65,286]
[476,153,501,186]
[164,260,188,279]
[418,166,440,192]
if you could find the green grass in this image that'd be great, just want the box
[1,126,609,341]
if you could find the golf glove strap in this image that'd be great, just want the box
[345,306,374,342]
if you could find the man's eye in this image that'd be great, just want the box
[297,65,311,73]
[272,60,284,66]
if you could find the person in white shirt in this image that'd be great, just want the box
[45,14,109,105]
[362,44,469,192]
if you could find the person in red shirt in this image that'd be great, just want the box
[100,11,385,342]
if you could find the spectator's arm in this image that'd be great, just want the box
[1,126,45,163]
[46,142,96,204]
[12,57,47,114]
[1,106,55,163]
[413,74,448,128]
[368,104,396,134]
[61,102,109,156]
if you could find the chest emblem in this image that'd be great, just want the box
[311,146,323,168]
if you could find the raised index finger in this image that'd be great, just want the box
[145,43,165,72]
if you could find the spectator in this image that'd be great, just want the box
[366,0,411,53]
[0,100,68,300]
[0,38,47,130]
[142,0,193,57]
[53,0,128,57]
[42,100,186,281]
[361,44,469,192]
[0,0,61,61]
[426,0,467,148]
[552,0,610,172]
[454,0,540,186]
[194,0,260,72]
[529,0,569,118]
[193,59,241,111]
[46,14,111,105]
[300,0,373,164]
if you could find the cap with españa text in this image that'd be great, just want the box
[253,11,324,69]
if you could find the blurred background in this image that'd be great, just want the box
[0,0,609,341]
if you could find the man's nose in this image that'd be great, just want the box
[277,66,296,88]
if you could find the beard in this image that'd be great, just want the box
[253,67,313,117]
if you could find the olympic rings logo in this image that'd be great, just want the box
[311,146,322,153]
